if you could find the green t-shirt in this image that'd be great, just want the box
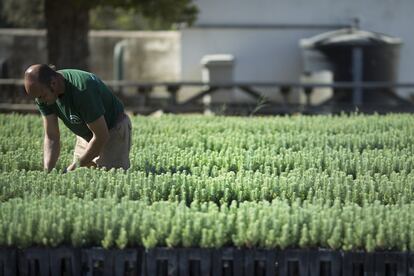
[36,69,124,141]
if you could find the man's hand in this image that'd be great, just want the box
[66,162,76,172]
[66,160,97,172]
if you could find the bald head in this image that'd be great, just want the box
[24,64,58,89]
[24,64,64,104]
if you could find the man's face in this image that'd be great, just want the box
[25,81,58,105]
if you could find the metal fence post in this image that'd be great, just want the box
[352,47,363,106]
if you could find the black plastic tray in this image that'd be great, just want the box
[0,247,411,275]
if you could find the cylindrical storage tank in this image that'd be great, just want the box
[301,28,402,104]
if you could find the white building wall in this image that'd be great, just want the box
[181,0,414,99]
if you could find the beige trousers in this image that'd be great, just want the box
[73,115,132,170]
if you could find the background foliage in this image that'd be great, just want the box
[0,0,196,30]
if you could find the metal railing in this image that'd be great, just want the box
[1,78,414,114]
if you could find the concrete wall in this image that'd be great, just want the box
[89,30,180,81]
[0,29,48,78]
[181,0,414,100]
[0,29,180,81]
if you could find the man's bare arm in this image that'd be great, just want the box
[68,116,109,170]
[43,114,60,171]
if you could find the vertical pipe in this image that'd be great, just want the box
[113,40,127,94]
[352,47,363,106]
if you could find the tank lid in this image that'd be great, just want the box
[300,28,402,48]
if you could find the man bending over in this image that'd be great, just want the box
[24,64,131,172]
